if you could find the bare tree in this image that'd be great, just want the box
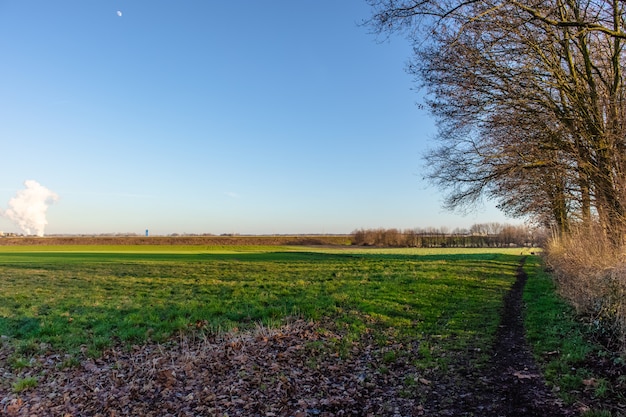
[367,0,626,243]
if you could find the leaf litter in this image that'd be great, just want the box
[1,319,425,416]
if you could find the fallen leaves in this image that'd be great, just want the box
[582,378,598,387]
[513,370,541,380]
[1,320,428,416]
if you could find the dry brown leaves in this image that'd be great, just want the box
[1,320,425,417]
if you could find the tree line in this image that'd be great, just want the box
[367,0,626,244]
[351,223,541,248]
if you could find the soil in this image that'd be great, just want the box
[417,258,577,416]
[0,258,620,416]
[0,235,352,247]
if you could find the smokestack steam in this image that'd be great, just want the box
[2,180,59,236]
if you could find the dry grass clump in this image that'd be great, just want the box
[545,226,626,350]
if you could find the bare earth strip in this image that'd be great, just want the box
[487,259,573,416]
[0,236,351,247]
[419,258,577,416]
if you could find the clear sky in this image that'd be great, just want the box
[0,1,514,236]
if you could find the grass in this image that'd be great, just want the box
[3,244,620,413]
[11,376,38,393]
[523,256,618,414]
[0,246,524,362]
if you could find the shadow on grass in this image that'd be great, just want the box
[0,250,523,356]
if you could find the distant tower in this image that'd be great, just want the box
[145,229,149,237]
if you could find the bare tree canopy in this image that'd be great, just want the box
[367,0,626,242]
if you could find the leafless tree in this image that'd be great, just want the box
[367,0,626,243]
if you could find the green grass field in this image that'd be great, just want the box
[2,245,613,413]
[0,245,528,360]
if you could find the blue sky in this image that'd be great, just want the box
[0,1,513,235]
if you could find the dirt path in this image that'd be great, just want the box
[420,257,577,416]
[486,258,575,416]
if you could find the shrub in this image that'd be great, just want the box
[545,225,626,350]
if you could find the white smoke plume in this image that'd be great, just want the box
[2,180,59,236]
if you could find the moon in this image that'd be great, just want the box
[116,10,122,17]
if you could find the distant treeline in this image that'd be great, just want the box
[351,223,544,248]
